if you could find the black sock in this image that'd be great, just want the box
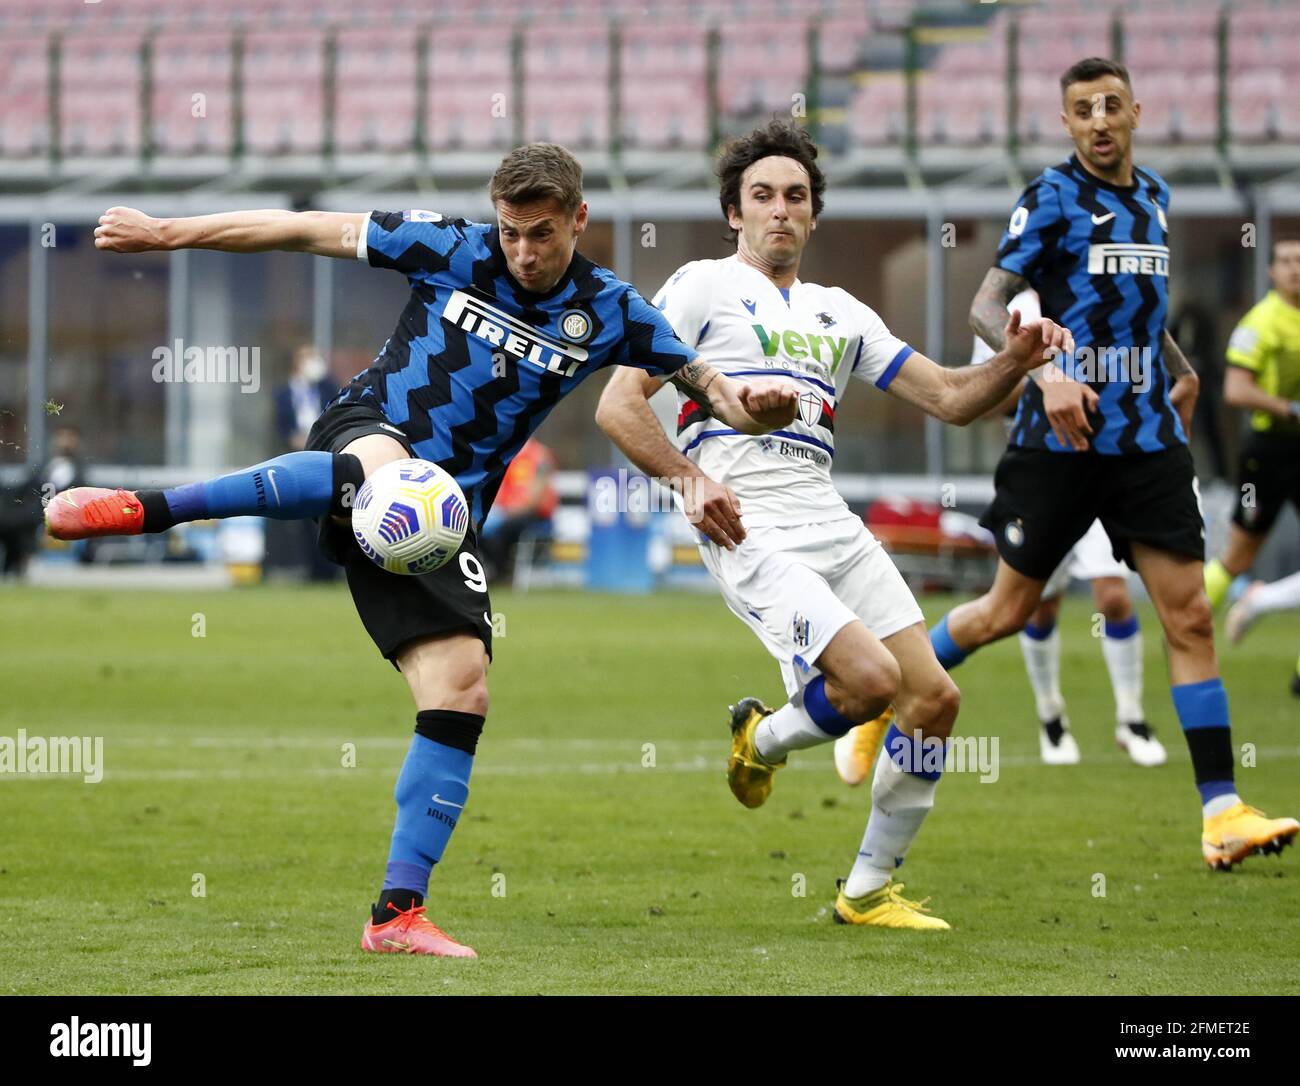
[373,888,424,925]
[138,490,175,533]
[1184,726,1235,791]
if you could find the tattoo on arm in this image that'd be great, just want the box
[1161,330,1195,381]
[670,361,720,410]
[970,267,1028,353]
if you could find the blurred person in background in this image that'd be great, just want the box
[478,436,558,583]
[1169,300,1226,479]
[1203,239,1300,612]
[0,425,86,577]
[276,344,335,451]
[1204,238,1300,695]
[270,345,340,581]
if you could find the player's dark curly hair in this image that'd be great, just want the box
[717,119,826,246]
[1060,57,1132,101]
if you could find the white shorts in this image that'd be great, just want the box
[700,515,925,699]
[1042,518,1130,598]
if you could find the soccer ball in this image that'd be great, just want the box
[351,458,469,575]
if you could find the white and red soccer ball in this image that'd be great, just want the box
[351,458,469,575]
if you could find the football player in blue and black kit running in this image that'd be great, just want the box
[50,143,799,956]
[925,58,1297,870]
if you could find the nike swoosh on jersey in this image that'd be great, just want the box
[1090,212,1116,225]
[431,794,464,809]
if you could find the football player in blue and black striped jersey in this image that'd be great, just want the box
[53,143,799,956]
[927,58,1296,870]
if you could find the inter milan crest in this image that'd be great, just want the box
[559,308,593,343]
[798,391,823,427]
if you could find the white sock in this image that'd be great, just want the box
[844,729,939,897]
[1204,792,1241,819]
[1100,623,1145,725]
[1251,570,1300,615]
[754,691,834,761]
[1018,626,1064,722]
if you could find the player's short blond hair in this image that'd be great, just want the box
[488,143,584,217]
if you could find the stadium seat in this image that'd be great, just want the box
[335,28,419,153]
[242,29,326,154]
[150,30,234,155]
[0,34,51,156]
[848,74,907,147]
[59,31,144,156]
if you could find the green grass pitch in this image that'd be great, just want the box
[0,584,1297,994]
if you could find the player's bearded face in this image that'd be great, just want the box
[1061,76,1138,176]
[495,197,588,293]
[729,156,816,270]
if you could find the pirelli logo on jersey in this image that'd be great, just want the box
[1086,243,1170,277]
[443,289,589,377]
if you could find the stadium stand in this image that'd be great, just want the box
[1,0,1297,162]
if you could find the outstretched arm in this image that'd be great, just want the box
[95,206,369,259]
[886,310,1076,427]
[595,367,747,548]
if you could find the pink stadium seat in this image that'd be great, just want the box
[1016,72,1063,145]
[919,73,1005,146]
[816,15,869,74]
[848,75,906,147]
[335,28,418,153]
[932,38,1008,76]
[526,82,610,148]
[150,30,234,154]
[429,85,514,151]
[59,32,144,155]
[620,22,708,79]
[0,33,51,155]
[242,30,325,154]
[620,77,708,150]
[1228,69,1284,142]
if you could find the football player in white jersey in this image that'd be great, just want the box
[970,289,1166,767]
[597,121,1073,930]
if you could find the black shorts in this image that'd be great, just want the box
[1231,430,1300,536]
[980,444,1205,581]
[305,400,493,664]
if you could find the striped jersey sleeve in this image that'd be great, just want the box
[610,286,698,376]
[360,210,476,276]
[995,179,1065,286]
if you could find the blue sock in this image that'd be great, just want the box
[1103,614,1139,640]
[1022,619,1056,641]
[384,733,474,897]
[804,674,857,737]
[929,614,968,671]
[882,721,945,781]
[161,451,337,525]
[1171,678,1236,807]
